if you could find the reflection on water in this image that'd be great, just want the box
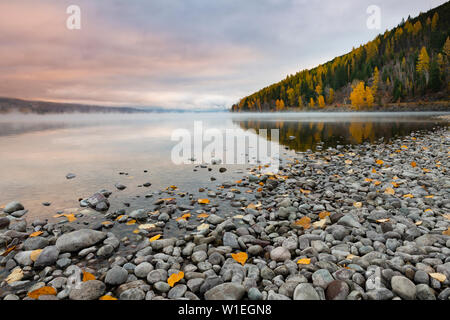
[233,113,449,152]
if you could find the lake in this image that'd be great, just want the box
[0,111,448,221]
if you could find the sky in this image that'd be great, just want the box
[0,0,446,110]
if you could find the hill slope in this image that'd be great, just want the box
[232,2,450,112]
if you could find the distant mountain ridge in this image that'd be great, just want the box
[0,97,224,114]
[232,2,450,112]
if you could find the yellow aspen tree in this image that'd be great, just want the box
[309,97,315,108]
[350,82,366,109]
[365,87,374,108]
[444,37,450,58]
[417,46,430,75]
[431,12,439,31]
[318,95,326,108]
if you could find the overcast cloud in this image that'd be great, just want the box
[0,0,446,109]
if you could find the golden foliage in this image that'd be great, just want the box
[149,234,161,242]
[28,286,57,299]
[83,271,96,282]
[297,258,311,265]
[231,252,248,266]
[99,295,118,300]
[167,271,184,287]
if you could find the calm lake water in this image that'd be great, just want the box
[0,112,448,220]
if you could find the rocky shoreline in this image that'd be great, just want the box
[0,127,449,301]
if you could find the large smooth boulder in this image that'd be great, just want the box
[56,229,107,252]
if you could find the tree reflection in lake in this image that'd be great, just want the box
[233,114,448,152]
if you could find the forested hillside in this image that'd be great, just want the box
[232,2,450,112]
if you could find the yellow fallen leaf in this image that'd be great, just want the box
[161,198,175,202]
[28,286,57,299]
[83,271,96,282]
[300,189,311,195]
[345,160,353,165]
[425,195,434,199]
[115,215,125,221]
[415,221,423,226]
[198,199,210,205]
[376,219,390,223]
[372,168,377,174]
[99,295,118,300]
[443,227,450,236]
[374,181,381,186]
[126,219,136,225]
[385,188,395,195]
[429,273,447,283]
[149,234,161,242]
[5,268,23,284]
[319,211,330,219]
[411,161,417,168]
[54,213,76,222]
[102,221,113,226]
[423,168,431,173]
[231,252,248,266]
[297,258,311,265]
[376,160,384,165]
[133,229,140,234]
[442,214,450,220]
[1,245,16,256]
[403,194,414,198]
[295,217,311,229]
[346,254,358,260]
[197,213,209,218]
[167,271,184,287]
[354,202,363,208]
[30,249,43,262]
[391,182,399,188]
[29,231,43,238]
[365,178,373,182]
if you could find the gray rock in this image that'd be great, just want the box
[223,232,239,249]
[391,276,416,300]
[4,201,24,214]
[56,229,107,252]
[34,246,60,268]
[129,209,148,221]
[248,287,263,300]
[416,284,436,300]
[23,237,49,251]
[366,289,394,300]
[312,269,334,289]
[69,280,105,300]
[191,251,208,264]
[293,283,320,300]
[270,247,291,262]
[338,215,362,228]
[204,283,246,300]
[134,262,153,278]
[14,251,33,266]
[105,266,128,285]
[120,288,145,300]
[168,284,187,299]
[325,280,350,300]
